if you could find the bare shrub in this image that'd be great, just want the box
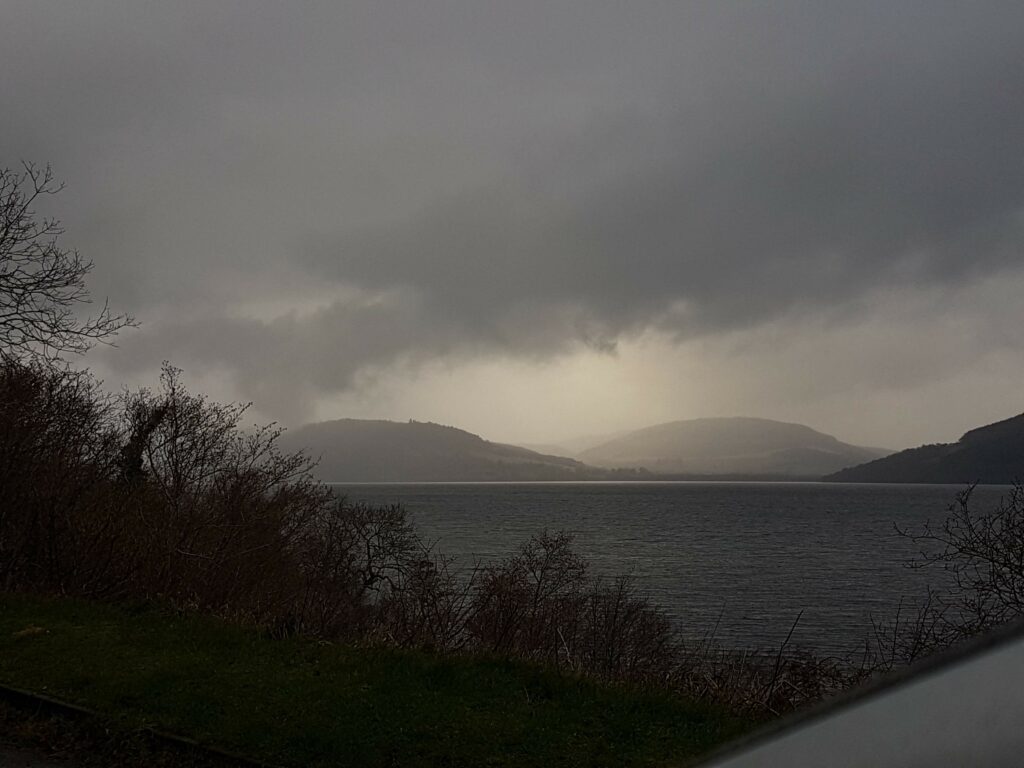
[294,500,435,639]
[375,550,477,651]
[465,532,686,686]
[865,589,958,671]
[574,574,680,682]
[0,359,130,595]
[120,362,332,624]
[868,483,1024,668]
[676,641,859,716]
[469,531,588,660]
[905,483,1024,629]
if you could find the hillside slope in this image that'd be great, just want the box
[826,413,1024,484]
[280,419,637,482]
[579,417,888,477]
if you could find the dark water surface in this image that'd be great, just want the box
[332,482,1010,656]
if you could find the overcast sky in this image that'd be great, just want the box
[4,2,1023,449]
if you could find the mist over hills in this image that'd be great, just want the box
[279,419,645,482]
[282,416,891,482]
[826,413,1024,484]
[520,431,630,459]
[577,417,889,477]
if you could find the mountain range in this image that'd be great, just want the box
[826,413,1024,484]
[278,419,646,482]
[281,416,888,482]
[577,417,888,477]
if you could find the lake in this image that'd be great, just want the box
[332,482,1011,657]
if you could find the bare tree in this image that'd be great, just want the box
[901,484,1024,634]
[0,162,135,362]
[866,483,1024,670]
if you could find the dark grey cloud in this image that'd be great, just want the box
[3,2,1023,425]
[314,7,1024,341]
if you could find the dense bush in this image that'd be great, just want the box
[0,359,413,637]
[117,364,333,625]
[467,531,680,683]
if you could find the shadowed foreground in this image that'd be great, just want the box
[0,744,75,768]
[0,595,746,768]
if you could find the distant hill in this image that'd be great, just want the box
[520,430,630,459]
[279,419,645,482]
[578,417,889,477]
[826,413,1024,484]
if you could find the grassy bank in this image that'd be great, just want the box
[0,594,747,767]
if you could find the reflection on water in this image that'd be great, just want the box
[332,482,1010,656]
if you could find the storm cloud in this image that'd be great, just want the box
[3,2,1023,441]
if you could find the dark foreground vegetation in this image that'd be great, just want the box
[0,594,748,767]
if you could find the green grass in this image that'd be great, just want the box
[0,594,746,767]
